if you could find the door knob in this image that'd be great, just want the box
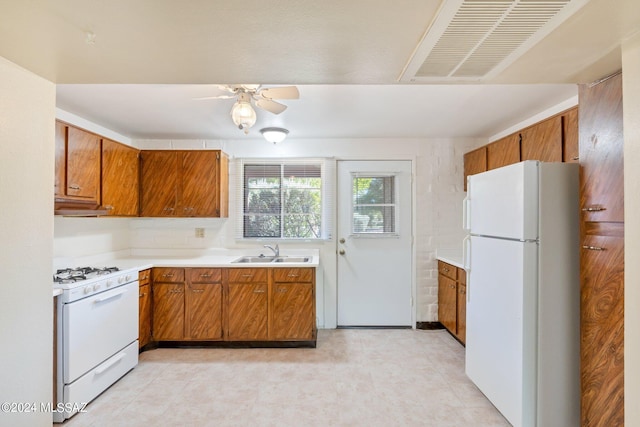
[339,249,345,255]
[339,238,345,243]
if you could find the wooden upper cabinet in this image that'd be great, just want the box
[66,126,101,201]
[579,73,624,223]
[140,150,228,217]
[520,115,562,162]
[54,121,101,209]
[562,107,579,163]
[486,133,520,171]
[54,121,66,198]
[102,138,139,216]
[182,151,219,217]
[463,146,487,191]
[140,151,179,216]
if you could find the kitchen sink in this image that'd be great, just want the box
[231,256,311,263]
[232,256,276,263]
[273,256,311,263]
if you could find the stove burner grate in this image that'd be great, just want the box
[53,266,120,283]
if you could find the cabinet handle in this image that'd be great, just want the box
[184,207,194,211]
[162,273,175,278]
[242,274,253,278]
[460,289,466,295]
[192,289,205,293]
[68,184,81,190]
[104,205,114,210]
[582,206,606,212]
[253,289,266,293]
[139,293,146,297]
[169,289,184,294]
[450,284,455,289]
[582,245,605,251]
[287,274,299,278]
[163,207,175,212]
[200,274,212,278]
[572,156,579,161]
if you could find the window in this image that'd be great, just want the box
[351,175,397,235]
[239,160,331,239]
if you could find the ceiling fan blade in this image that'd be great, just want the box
[258,86,299,100]
[217,84,237,93]
[255,98,287,114]
[193,95,236,100]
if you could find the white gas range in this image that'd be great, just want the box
[53,266,139,423]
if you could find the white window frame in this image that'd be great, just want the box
[236,158,334,241]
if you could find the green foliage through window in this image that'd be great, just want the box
[244,163,322,238]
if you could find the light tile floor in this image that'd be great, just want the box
[61,329,509,427]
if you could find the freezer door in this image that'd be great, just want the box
[468,161,539,240]
[465,235,538,427]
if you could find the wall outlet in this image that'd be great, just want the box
[195,228,205,238]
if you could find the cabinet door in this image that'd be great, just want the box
[520,116,562,162]
[227,283,268,340]
[152,283,185,340]
[140,151,179,216]
[54,121,66,198]
[456,283,466,344]
[581,232,624,427]
[438,275,457,334]
[102,139,139,216]
[138,283,152,348]
[66,126,101,201]
[181,151,219,217]
[271,283,314,340]
[562,107,579,163]
[487,133,520,170]
[187,283,223,340]
[579,73,624,223]
[463,147,487,191]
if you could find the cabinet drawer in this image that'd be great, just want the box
[138,269,151,285]
[273,268,314,283]
[228,268,268,283]
[438,261,456,280]
[188,268,222,283]
[457,268,466,285]
[153,267,184,283]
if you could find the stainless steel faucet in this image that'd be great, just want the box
[264,244,279,257]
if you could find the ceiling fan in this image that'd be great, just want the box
[198,84,299,134]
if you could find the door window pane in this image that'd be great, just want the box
[352,176,396,234]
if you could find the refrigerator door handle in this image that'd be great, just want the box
[463,235,471,302]
[462,193,471,231]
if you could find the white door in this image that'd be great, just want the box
[337,160,412,326]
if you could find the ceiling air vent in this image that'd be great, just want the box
[399,0,591,82]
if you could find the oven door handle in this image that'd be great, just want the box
[94,353,126,375]
[94,288,128,304]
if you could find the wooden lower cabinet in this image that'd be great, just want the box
[580,228,624,427]
[271,268,315,340]
[138,269,152,348]
[438,261,466,344]
[227,282,269,340]
[148,266,316,345]
[187,268,223,340]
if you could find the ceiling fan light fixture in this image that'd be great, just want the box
[230,93,256,134]
[260,127,289,144]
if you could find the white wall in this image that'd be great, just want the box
[0,57,55,426]
[131,137,483,327]
[622,34,640,427]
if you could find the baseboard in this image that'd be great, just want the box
[415,321,445,330]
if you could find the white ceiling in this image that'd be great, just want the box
[2,0,639,140]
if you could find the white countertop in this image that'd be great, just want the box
[53,250,320,295]
[436,250,465,270]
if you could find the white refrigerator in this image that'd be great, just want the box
[463,161,580,427]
